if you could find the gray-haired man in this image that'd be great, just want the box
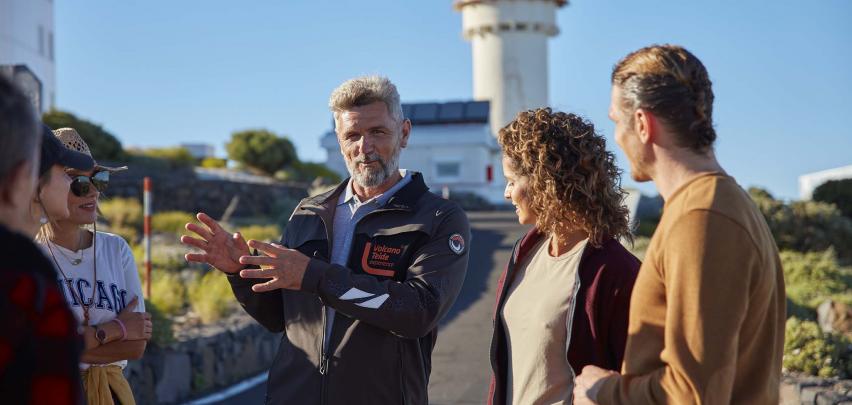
[182,76,471,404]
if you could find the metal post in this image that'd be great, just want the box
[143,177,152,299]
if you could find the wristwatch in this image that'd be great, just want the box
[95,325,108,345]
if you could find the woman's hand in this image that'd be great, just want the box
[116,296,152,341]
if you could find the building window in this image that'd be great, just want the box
[435,161,461,180]
[49,31,54,61]
[38,26,45,56]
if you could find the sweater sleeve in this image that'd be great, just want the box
[598,209,758,404]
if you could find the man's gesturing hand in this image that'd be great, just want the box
[181,212,250,274]
[238,240,311,292]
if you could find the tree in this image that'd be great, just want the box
[275,161,341,183]
[749,187,852,262]
[42,110,124,160]
[813,179,852,219]
[225,129,296,175]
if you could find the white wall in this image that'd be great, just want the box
[0,0,55,112]
[459,0,562,135]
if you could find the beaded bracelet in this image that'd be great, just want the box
[112,318,127,341]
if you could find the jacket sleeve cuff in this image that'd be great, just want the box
[301,258,328,293]
[596,374,620,404]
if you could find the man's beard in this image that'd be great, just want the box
[346,147,400,188]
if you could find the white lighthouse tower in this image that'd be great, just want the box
[455,0,566,136]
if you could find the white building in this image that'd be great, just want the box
[0,0,56,112]
[321,101,507,204]
[456,0,567,135]
[799,165,852,200]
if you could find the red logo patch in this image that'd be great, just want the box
[361,242,403,277]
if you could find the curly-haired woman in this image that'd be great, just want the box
[487,108,641,405]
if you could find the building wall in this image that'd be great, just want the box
[459,0,561,135]
[0,0,56,112]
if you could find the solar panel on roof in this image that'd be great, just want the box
[413,103,439,123]
[438,102,465,122]
[465,101,489,121]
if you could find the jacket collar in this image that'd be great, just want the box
[301,171,429,213]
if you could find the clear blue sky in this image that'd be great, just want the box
[55,1,851,200]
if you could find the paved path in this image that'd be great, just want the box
[208,211,527,405]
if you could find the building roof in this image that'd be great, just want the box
[402,100,489,126]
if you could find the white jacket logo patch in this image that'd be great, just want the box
[448,233,465,255]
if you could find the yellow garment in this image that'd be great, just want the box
[81,365,136,405]
[597,173,786,404]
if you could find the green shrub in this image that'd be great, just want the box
[133,244,189,273]
[226,129,297,175]
[628,237,651,261]
[129,147,195,168]
[144,298,175,347]
[783,317,852,378]
[781,249,852,315]
[43,110,125,160]
[149,272,187,316]
[100,197,143,230]
[749,187,852,262]
[237,224,281,243]
[152,211,196,236]
[108,225,139,245]
[274,161,341,183]
[188,271,237,324]
[200,157,227,169]
[813,179,852,219]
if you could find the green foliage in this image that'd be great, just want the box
[628,237,651,261]
[152,211,195,236]
[132,243,188,273]
[188,271,237,324]
[129,147,195,168]
[782,249,852,315]
[783,317,852,378]
[100,197,143,230]
[813,179,852,219]
[275,161,341,183]
[43,110,124,160]
[634,216,660,238]
[108,226,139,245]
[200,157,227,169]
[749,187,852,262]
[237,224,281,243]
[226,129,297,175]
[149,272,187,316]
[144,298,175,347]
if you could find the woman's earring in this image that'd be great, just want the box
[39,216,48,225]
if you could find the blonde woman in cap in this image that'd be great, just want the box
[37,127,151,405]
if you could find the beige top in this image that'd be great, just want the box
[598,173,786,405]
[501,236,588,405]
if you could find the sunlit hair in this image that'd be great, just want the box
[612,44,716,154]
[498,108,631,247]
[329,75,404,126]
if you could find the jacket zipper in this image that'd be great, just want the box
[319,305,329,404]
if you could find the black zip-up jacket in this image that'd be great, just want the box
[227,172,471,404]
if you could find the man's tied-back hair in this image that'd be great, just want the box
[329,75,404,125]
[612,44,716,154]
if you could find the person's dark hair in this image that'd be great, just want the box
[498,108,632,247]
[0,75,40,186]
[612,44,716,153]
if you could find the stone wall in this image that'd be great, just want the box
[125,312,280,404]
[101,161,308,219]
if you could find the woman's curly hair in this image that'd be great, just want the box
[498,108,631,247]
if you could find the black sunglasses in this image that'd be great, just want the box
[70,171,110,197]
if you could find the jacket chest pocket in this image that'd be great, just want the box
[348,224,428,282]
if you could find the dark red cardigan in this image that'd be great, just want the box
[487,228,641,405]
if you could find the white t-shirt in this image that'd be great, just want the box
[38,231,145,370]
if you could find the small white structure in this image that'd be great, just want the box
[321,101,507,204]
[0,0,56,112]
[799,165,852,200]
[455,0,567,135]
[181,143,216,160]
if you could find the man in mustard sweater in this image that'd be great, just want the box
[573,44,786,404]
